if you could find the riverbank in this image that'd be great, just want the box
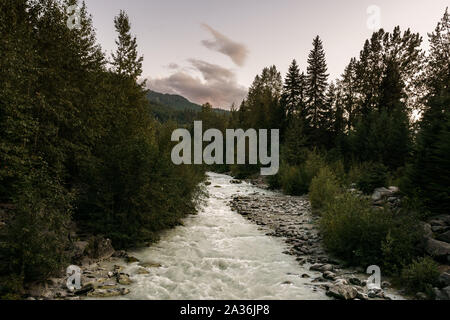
[24,172,403,300]
[230,179,404,300]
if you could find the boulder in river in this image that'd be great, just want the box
[425,238,450,261]
[326,283,358,300]
[139,261,162,268]
[116,273,132,285]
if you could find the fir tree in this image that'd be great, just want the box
[282,59,306,119]
[111,10,144,80]
[306,36,329,130]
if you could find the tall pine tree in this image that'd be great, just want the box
[306,36,329,146]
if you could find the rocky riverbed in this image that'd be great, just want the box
[26,173,444,300]
[230,182,403,300]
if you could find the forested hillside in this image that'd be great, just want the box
[0,0,204,298]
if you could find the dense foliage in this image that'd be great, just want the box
[222,8,449,288]
[0,0,204,296]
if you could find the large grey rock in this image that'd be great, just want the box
[442,286,450,300]
[322,271,336,280]
[371,188,391,201]
[437,230,450,244]
[388,186,399,193]
[425,238,450,260]
[422,223,433,239]
[310,263,333,272]
[433,287,449,300]
[326,284,358,300]
[429,215,450,226]
[438,272,450,287]
[116,273,132,285]
[139,261,162,268]
[89,237,115,260]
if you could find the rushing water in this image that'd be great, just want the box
[111,172,328,300]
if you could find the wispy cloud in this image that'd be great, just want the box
[201,24,249,67]
[148,59,247,109]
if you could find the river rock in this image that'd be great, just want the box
[422,223,433,239]
[348,277,363,286]
[416,292,428,300]
[326,284,358,300]
[126,256,140,263]
[425,238,450,260]
[310,264,333,272]
[117,273,132,285]
[89,237,115,260]
[368,287,385,299]
[437,231,450,244]
[136,268,150,275]
[139,261,162,268]
[75,283,94,295]
[381,281,391,289]
[87,288,130,298]
[371,187,392,201]
[438,272,450,287]
[442,286,450,299]
[356,291,369,300]
[322,271,336,280]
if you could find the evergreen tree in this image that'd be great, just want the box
[282,60,306,119]
[405,8,450,214]
[321,81,337,133]
[351,59,411,169]
[306,36,329,131]
[111,10,144,80]
[282,116,308,166]
[245,66,283,130]
[340,58,358,132]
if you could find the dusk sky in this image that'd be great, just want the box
[83,0,449,108]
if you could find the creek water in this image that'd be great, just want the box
[110,172,328,300]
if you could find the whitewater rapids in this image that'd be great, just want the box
[110,172,328,300]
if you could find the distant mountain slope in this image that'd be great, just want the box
[146,90,229,114]
[147,90,202,112]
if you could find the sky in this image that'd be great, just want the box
[83,0,449,109]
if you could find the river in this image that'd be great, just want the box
[108,172,329,300]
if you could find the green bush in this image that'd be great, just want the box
[400,257,440,297]
[267,171,282,190]
[320,192,421,271]
[278,150,327,196]
[329,160,347,186]
[304,150,327,182]
[279,165,309,195]
[309,167,341,211]
[356,162,388,194]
